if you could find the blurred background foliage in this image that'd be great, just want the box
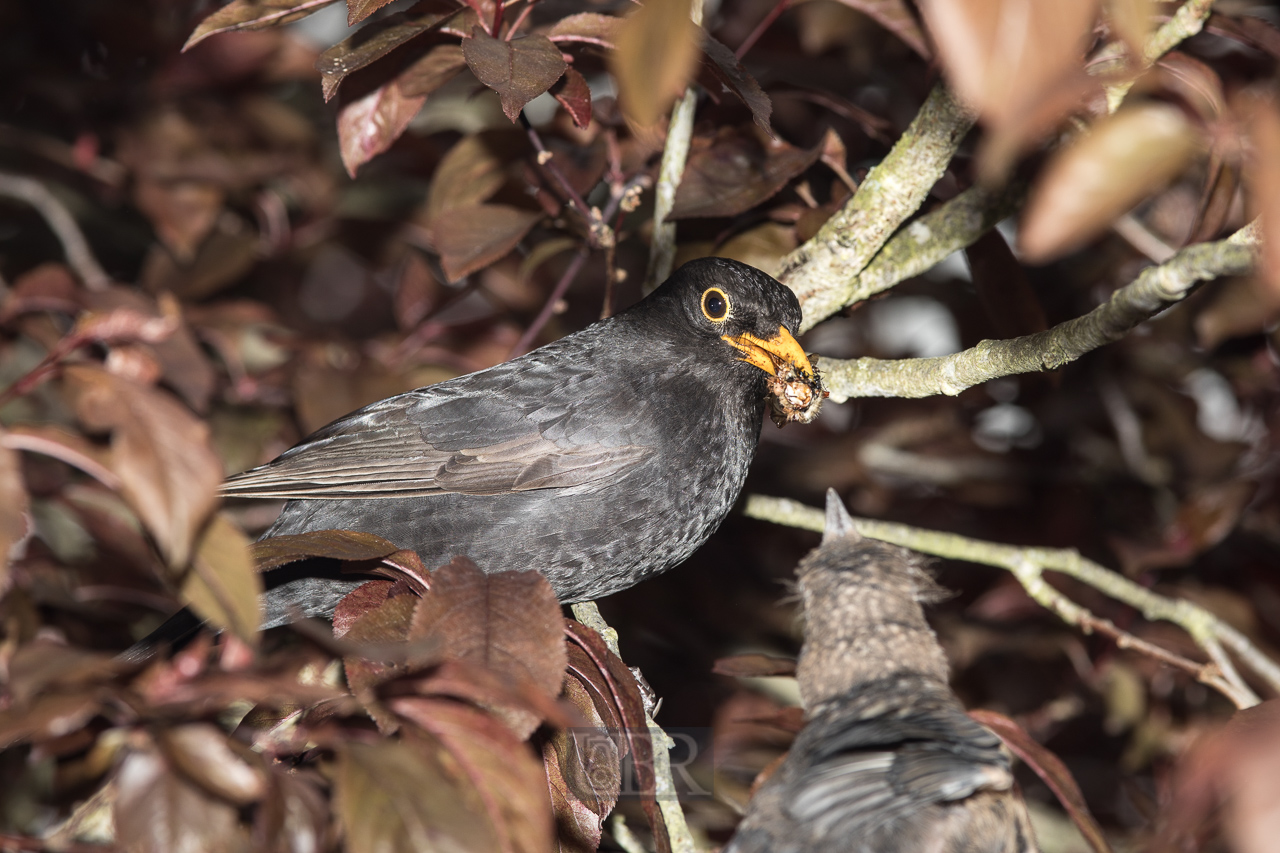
[1,0,1280,851]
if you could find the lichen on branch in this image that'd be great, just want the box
[817,222,1259,401]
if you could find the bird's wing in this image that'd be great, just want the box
[221,364,654,500]
[786,700,1012,837]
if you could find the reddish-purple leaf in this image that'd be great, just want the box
[431,204,542,282]
[423,131,529,225]
[157,723,267,806]
[670,126,822,219]
[552,68,593,130]
[0,692,101,749]
[462,28,568,123]
[544,13,622,49]
[830,0,931,58]
[409,558,567,716]
[565,621,670,853]
[184,0,340,51]
[699,36,773,137]
[397,43,468,98]
[712,653,798,678]
[318,2,462,101]
[970,709,1114,853]
[543,668,624,852]
[337,80,428,177]
[115,747,252,853]
[249,529,401,573]
[335,738,502,853]
[394,699,555,853]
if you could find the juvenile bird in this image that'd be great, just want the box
[726,491,1038,853]
[130,258,823,656]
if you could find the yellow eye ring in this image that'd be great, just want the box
[701,287,731,322]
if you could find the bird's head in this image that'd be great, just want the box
[649,258,825,425]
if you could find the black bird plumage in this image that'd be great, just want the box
[725,491,1038,853]
[130,258,819,654]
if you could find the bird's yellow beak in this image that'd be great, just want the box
[722,327,815,379]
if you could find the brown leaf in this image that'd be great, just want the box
[969,709,1114,853]
[340,589,419,702]
[543,672,624,852]
[337,79,428,177]
[257,770,330,853]
[670,126,822,219]
[183,513,261,647]
[250,529,402,572]
[115,747,252,853]
[829,0,932,59]
[552,68,593,130]
[699,36,773,137]
[423,131,529,225]
[65,364,222,568]
[712,653,798,678]
[1151,52,1227,123]
[0,692,101,749]
[462,28,568,123]
[318,1,462,100]
[1020,103,1202,263]
[0,428,30,588]
[4,639,116,706]
[394,699,555,853]
[544,13,622,49]
[184,0,340,51]
[410,557,567,708]
[347,0,398,25]
[397,43,468,98]
[158,723,267,806]
[85,288,216,412]
[335,738,502,853]
[134,178,225,263]
[564,621,670,853]
[431,204,542,282]
[965,228,1048,339]
[610,0,702,126]
[1245,92,1280,304]
[917,0,1099,125]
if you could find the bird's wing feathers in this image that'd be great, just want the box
[787,700,1012,836]
[221,365,654,500]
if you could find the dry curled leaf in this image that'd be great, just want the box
[184,0,340,51]
[610,0,702,126]
[65,364,222,568]
[1020,103,1203,263]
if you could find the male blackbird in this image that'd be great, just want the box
[726,491,1038,853]
[135,258,821,651]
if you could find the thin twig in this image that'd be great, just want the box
[736,0,790,59]
[1091,0,1218,111]
[743,494,1280,706]
[0,172,110,291]
[817,222,1259,401]
[508,248,590,357]
[645,0,705,294]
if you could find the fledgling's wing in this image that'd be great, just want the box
[787,692,1012,838]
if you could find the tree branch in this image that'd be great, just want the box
[817,222,1259,401]
[0,172,110,291]
[779,84,976,333]
[743,494,1280,707]
[645,0,705,294]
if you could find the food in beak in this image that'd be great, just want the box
[723,327,828,427]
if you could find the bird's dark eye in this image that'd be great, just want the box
[701,288,730,322]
